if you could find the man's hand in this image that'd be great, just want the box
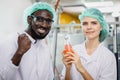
[17,34,31,54]
[11,34,31,66]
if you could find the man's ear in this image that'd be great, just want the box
[27,16,32,25]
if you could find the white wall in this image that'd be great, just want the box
[0,0,32,40]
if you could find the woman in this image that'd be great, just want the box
[61,8,117,80]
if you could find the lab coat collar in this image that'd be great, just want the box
[82,42,102,64]
[21,32,36,44]
[24,32,45,46]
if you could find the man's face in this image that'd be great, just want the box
[29,10,53,39]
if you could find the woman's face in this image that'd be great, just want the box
[81,17,102,41]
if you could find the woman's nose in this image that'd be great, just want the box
[87,24,92,29]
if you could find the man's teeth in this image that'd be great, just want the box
[37,28,45,33]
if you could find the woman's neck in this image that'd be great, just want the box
[85,39,100,49]
[85,39,100,55]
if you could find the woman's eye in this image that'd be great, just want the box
[82,22,88,26]
[91,22,97,25]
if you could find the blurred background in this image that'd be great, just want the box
[0,0,120,80]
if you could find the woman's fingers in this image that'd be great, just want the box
[62,50,79,64]
[67,53,80,62]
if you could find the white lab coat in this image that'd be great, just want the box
[0,32,54,80]
[61,42,117,80]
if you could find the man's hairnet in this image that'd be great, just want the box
[23,2,56,26]
[79,8,109,42]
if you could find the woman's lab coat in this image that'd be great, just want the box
[61,42,117,80]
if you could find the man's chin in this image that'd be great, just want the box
[30,26,49,40]
[37,36,46,39]
[36,33,48,39]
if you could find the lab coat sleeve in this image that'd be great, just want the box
[0,60,18,80]
[60,65,66,80]
[99,54,117,80]
[48,60,54,80]
[0,38,19,80]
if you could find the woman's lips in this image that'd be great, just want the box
[86,31,95,35]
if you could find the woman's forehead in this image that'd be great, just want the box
[82,17,98,22]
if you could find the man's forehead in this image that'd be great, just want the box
[32,10,53,17]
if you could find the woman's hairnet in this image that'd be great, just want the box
[23,2,56,26]
[79,8,109,42]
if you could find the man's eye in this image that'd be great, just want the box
[37,17,44,22]
[46,19,52,23]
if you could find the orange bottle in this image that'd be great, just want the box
[64,34,74,54]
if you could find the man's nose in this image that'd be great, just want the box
[36,20,48,27]
[41,20,48,26]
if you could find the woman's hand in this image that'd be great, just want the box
[62,49,83,71]
[62,50,73,70]
[68,52,94,80]
[67,52,84,72]
[62,49,93,80]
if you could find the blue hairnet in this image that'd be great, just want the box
[79,8,109,42]
[23,2,56,26]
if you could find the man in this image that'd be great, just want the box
[0,2,55,80]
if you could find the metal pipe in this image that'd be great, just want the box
[113,17,119,80]
[52,27,59,79]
